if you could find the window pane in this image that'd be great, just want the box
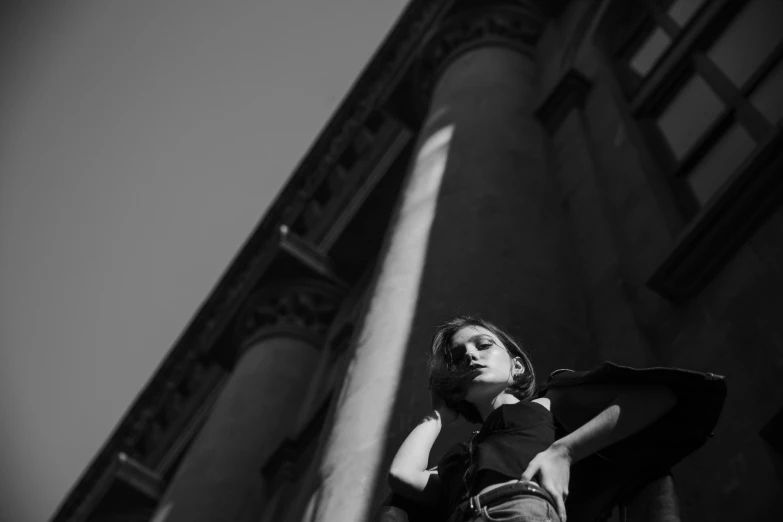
[657,75,724,160]
[750,58,783,124]
[668,0,708,26]
[630,27,671,76]
[707,0,783,88]
[687,124,756,205]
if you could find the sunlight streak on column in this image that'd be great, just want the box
[312,124,454,522]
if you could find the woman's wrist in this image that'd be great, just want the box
[548,440,574,463]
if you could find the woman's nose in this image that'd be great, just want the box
[463,345,480,362]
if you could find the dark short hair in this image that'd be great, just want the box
[427,315,536,424]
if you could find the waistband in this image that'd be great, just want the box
[450,481,556,522]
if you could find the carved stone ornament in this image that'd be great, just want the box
[413,1,547,108]
[235,279,345,351]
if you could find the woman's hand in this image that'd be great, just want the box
[430,390,459,425]
[520,442,572,522]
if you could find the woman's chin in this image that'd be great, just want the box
[464,381,505,401]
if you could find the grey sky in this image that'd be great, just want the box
[0,2,406,520]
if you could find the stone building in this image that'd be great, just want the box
[51,0,783,521]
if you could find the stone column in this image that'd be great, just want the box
[155,279,343,522]
[313,3,586,522]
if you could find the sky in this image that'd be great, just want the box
[0,1,407,520]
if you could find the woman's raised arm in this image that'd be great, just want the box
[387,392,457,506]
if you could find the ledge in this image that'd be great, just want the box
[278,225,348,289]
[116,453,164,500]
[647,133,783,302]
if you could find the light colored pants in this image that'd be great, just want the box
[465,494,562,522]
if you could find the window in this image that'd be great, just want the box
[749,50,783,124]
[610,0,783,213]
[656,74,724,160]
[630,28,672,76]
[685,122,756,204]
[620,0,710,85]
[598,0,783,301]
[707,0,783,89]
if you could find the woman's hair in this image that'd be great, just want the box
[427,315,536,424]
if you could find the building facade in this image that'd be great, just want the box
[51,0,783,521]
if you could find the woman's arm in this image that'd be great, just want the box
[549,384,677,461]
[522,385,678,521]
[387,410,444,506]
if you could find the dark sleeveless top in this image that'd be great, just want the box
[437,401,555,512]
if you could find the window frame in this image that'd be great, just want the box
[595,0,783,301]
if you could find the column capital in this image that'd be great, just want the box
[412,1,547,110]
[234,278,345,353]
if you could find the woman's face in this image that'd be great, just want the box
[448,325,523,403]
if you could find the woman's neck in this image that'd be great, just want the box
[474,391,520,422]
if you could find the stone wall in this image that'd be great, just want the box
[537,1,783,519]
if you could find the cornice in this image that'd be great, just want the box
[50,1,456,521]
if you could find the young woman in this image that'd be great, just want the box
[387,316,680,522]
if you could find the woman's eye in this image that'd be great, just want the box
[479,343,493,349]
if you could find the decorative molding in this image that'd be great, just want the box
[297,114,414,251]
[120,360,225,464]
[413,1,546,110]
[535,68,593,134]
[235,279,345,352]
[647,134,783,302]
[153,371,229,479]
[56,452,162,522]
[52,355,226,522]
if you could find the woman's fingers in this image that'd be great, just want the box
[523,450,569,520]
[539,479,560,518]
[554,493,567,522]
[539,479,567,522]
